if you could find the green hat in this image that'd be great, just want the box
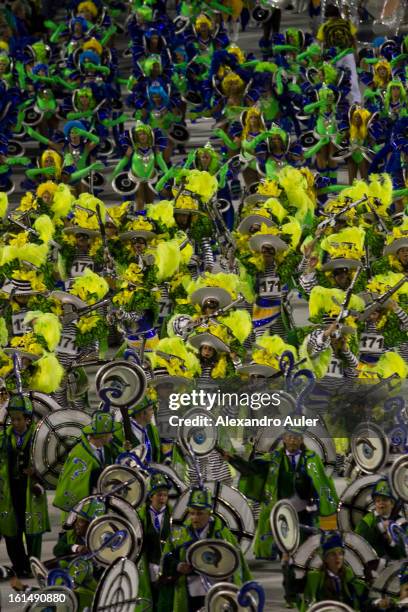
[129,396,155,417]
[148,473,171,496]
[7,394,33,416]
[76,498,106,521]
[320,530,344,557]
[284,421,306,437]
[187,487,212,510]
[83,411,119,436]
[372,478,395,501]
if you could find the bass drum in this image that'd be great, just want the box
[172,481,255,553]
[31,409,91,488]
[7,140,24,157]
[23,106,43,127]
[98,139,115,157]
[91,558,139,612]
[81,171,106,189]
[149,462,188,499]
[168,123,190,144]
[0,392,61,425]
[64,494,142,537]
[293,532,378,579]
[112,171,138,196]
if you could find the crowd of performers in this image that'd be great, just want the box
[0,0,407,610]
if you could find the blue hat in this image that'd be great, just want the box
[148,473,171,496]
[83,411,120,436]
[7,394,33,416]
[63,120,85,138]
[129,396,155,417]
[70,16,88,31]
[372,478,396,501]
[32,63,48,76]
[79,50,100,66]
[187,487,212,510]
[320,531,344,557]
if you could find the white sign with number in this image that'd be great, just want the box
[57,334,79,356]
[12,311,29,335]
[70,258,93,278]
[360,333,384,354]
[327,357,343,378]
[258,275,282,298]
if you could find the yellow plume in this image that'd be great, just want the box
[0,317,8,347]
[70,269,109,304]
[23,311,61,352]
[253,334,298,369]
[320,226,365,261]
[30,353,64,393]
[0,193,8,219]
[184,170,218,203]
[367,174,393,212]
[52,184,75,219]
[147,337,201,378]
[33,214,55,243]
[219,310,252,343]
[147,200,175,228]
[309,286,365,318]
[154,240,181,281]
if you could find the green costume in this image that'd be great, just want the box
[0,422,49,538]
[297,566,369,611]
[53,433,117,512]
[159,516,251,612]
[231,446,338,559]
[355,511,406,560]
[136,503,172,611]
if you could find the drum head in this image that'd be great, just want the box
[390,454,408,502]
[24,107,42,126]
[182,91,203,106]
[173,15,190,34]
[331,147,352,162]
[337,474,380,532]
[369,560,402,600]
[64,494,143,538]
[307,603,354,612]
[179,408,217,456]
[300,131,318,149]
[81,171,105,188]
[31,409,91,488]
[172,482,255,552]
[98,139,115,156]
[252,6,272,21]
[95,360,147,408]
[168,124,190,143]
[97,465,147,508]
[293,532,378,578]
[351,422,389,473]
[29,557,48,588]
[23,586,77,611]
[186,539,239,579]
[92,557,139,612]
[31,392,62,417]
[270,500,300,555]
[7,140,24,157]
[86,514,142,565]
[112,172,138,195]
[205,583,257,612]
